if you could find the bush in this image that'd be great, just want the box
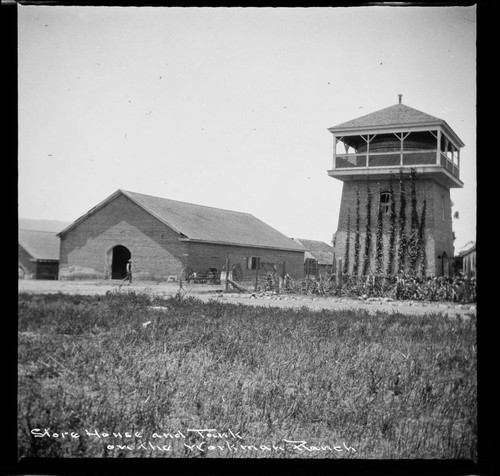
[263,273,476,303]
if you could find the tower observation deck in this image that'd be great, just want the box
[327,97,464,190]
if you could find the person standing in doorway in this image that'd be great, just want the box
[124,259,132,284]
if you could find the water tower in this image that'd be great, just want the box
[328,96,464,277]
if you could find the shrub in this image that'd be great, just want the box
[271,274,476,303]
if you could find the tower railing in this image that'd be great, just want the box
[333,149,460,179]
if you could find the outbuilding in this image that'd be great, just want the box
[18,229,60,279]
[458,242,476,278]
[292,238,334,278]
[58,189,305,283]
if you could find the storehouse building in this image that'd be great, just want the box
[19,229,60,279]
[58,189,305,282]
[328,96,464,277]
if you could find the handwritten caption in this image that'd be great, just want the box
[30,428,356,455]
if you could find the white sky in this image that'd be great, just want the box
[18,4,477,252]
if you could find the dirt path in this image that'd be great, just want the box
[18,279,477,318]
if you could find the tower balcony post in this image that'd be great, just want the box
[332,135,337,169]
[436,129,442,165]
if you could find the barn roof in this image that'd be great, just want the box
[59,190,305,252]
[293,238,334,265]
[19,229,60,261]
[328,102,464,147]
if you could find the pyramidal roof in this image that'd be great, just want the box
[59,189,304,252]
[328,100,464,147]
[330,103,444,131]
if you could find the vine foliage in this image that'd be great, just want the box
[343,211,351,275]
[362,180,372,275]
[386,174,397,276]
[408,168,420,272]
[418,198,427,276]
[352,185,361,276]
[397,170,407,274]
[375,184,384,275]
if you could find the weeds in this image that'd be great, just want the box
[274,274,476,303]
[18,292,476,459]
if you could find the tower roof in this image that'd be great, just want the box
[328,101,464,147]
[331,103,442,130]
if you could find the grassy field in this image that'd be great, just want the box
[17,291,477,459]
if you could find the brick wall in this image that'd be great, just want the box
[59,194,187,280]
[430,181,456,275]
[333,176,455,276]
[186,241,305,282]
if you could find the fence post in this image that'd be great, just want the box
[277,260,286,294]
[225,255,230,292]
[254,261,259,292]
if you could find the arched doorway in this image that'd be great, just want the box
[111,245,131,279]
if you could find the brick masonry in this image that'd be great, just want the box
[59,194,305,281]
[333,175,455,277]
[59,194,187,280]
[186,241,304,282]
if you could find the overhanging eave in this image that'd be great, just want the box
[327,166,464,189]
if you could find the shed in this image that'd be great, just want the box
[292,238,334,278]
[58,189,305,282]
[18,229,60,279]
[458,242,476,278]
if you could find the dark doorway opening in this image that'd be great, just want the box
[111,245,131,279]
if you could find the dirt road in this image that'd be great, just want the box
[18,279,477,318]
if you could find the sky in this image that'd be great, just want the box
[17,4,477,252]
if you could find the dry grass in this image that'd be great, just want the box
[18,291,477,459]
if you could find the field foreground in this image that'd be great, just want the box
[18,279,477,318]
[18,291,477,460]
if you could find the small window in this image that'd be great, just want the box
[248,256,261,270]
[380,191,392,214]
[441,194,445,220]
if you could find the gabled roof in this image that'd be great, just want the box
[59,190,305,252]
[293,238,334,265]
[329,102,464,147]
[19,229,60,261]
